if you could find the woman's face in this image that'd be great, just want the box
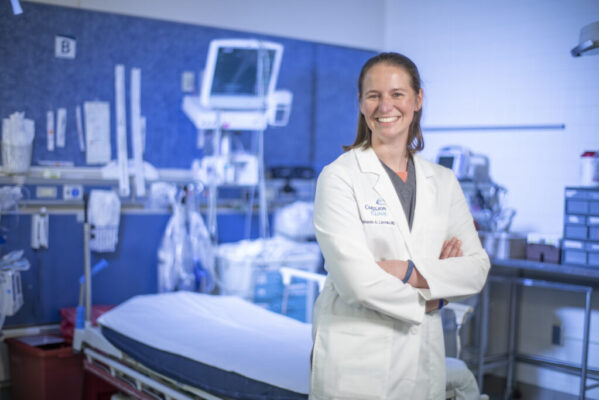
[359,63,423,148]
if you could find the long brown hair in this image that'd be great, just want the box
[343,52,424,154]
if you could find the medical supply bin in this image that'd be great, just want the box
[526,243,560,263]
[216,237,322,321]
[6,335,83,400]
[563,187,599,267]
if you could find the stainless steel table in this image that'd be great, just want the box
[476,258,599,400]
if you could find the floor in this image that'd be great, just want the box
[483,375,579,400]
[0,377,583,400]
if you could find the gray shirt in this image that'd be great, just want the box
[380,156,416,230]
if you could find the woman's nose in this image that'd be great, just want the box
[379,95,393,112]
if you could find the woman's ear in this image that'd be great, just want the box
[416,89,423,111]
[358,93,366,115]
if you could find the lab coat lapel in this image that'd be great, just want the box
[354,148,414,254]
[411,154,437,237]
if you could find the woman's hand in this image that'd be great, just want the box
[426,299,448,312]
[440,237,463,259]
[425,237,463,312]
[377,236,464,305]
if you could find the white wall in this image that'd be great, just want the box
[385,0,599,235]
[384,1,599,397]
[14,0,599,396]
[24,0,386,51]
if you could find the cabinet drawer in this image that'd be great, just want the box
[562,249,587,265]
[564,224,588,240]
[566,199,589,214]
[588,226,599,242]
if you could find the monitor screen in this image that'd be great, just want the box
[201,39,283,110]
[211,47,276,97]
[438,156,455,169]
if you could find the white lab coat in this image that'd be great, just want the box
[310,147,490,400]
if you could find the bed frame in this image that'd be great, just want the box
[74,227,477,400]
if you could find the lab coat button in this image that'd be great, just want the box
[410,326,418,335]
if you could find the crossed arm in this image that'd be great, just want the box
[377,237,463,312]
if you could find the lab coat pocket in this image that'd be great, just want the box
[312,315,392,399]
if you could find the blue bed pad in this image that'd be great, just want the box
[97,292,312,399]
[102,326,308,399]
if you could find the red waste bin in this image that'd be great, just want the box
[7,335,83,400]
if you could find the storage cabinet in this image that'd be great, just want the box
[563,187,599,266]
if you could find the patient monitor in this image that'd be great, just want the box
[201,39,282,110]
[436,146,490,182]
[183,39,293,131]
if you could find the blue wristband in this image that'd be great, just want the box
[439,299,444,310]
[402,260,414,283]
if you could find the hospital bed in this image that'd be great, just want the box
[76,268,482,400]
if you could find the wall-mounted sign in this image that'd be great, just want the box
[55,35,76,59]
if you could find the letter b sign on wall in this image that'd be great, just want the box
[55,35,76,59]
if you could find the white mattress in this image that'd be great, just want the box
[98,291,312,394]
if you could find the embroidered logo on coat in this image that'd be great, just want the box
[364,203,387,217]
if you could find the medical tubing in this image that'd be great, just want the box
[79,259,109,284]
[76,259,108,329]
[403,259,415,283]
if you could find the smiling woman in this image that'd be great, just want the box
[344,52,425,161]
[359,63,423,166]
[310,52,490,400]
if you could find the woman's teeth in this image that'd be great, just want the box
[377,116,398,123]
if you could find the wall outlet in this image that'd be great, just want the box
[63,184,83,200]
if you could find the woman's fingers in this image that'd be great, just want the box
[440,237,462,259]
[425,299,447,313]
[440,239,451,259]
[440,238,456,259]
[425,300,437,313]
[448,239,461,258]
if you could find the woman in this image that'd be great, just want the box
[310,52,490,399]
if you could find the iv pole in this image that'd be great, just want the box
[206,42,271,243]
[257,42,269,239]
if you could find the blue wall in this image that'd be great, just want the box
[0,2,374,170]
[0,2,374,327]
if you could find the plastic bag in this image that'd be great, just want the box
[157,188,215,293]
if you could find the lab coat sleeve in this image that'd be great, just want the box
[313,164,425,325]
[412,172,490,300]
